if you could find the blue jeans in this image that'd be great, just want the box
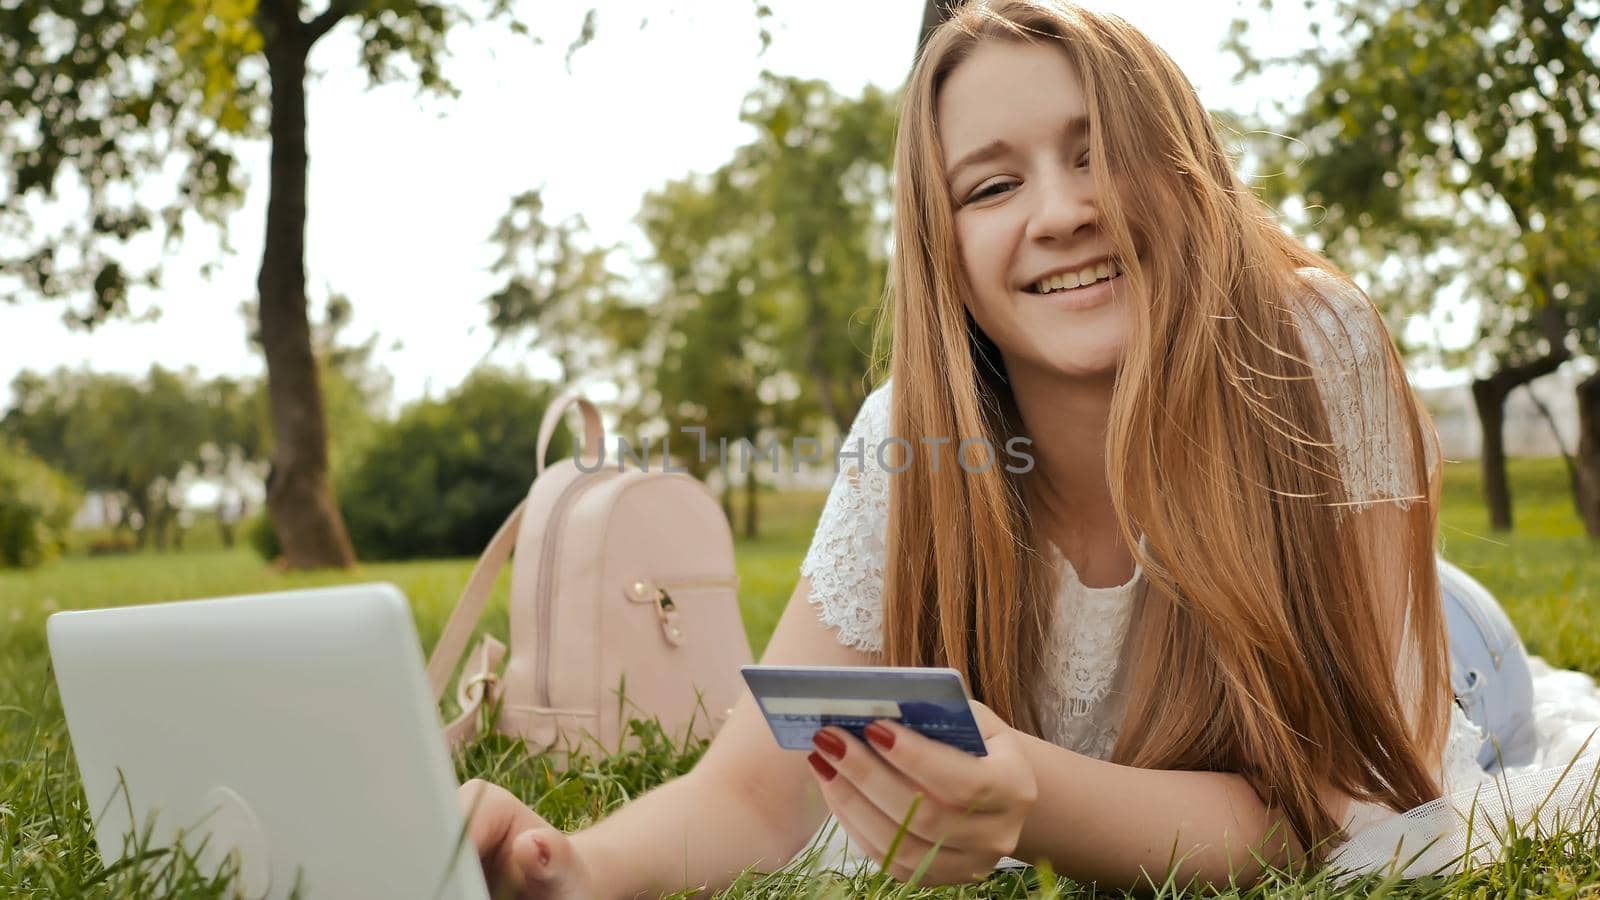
[1440,557,1537,772]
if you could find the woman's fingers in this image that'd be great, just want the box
[813,728,941,838]
[503,827,585,897]
[814,761,939,866]
[811,737,1006,884]
[504,826,594,900]
[813,723,1018,849]
[807,702,1038,883]
[459,779,546,865]
[458,779,592,899]
[824,790,998,887]
[868,708,1034,816]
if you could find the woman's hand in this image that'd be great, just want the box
[457,779,593,900]
[806,701,1038,886]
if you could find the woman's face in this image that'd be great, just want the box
[937,40,1134,381]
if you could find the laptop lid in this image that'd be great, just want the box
[47,583,489,900]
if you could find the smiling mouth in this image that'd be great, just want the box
[1024,260,1124,295]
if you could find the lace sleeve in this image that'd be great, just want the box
[798,381,894,654]
[1293,267,1435,512]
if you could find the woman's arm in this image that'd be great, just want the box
[569,700,815,899]
[1010,733,1321,891]
[481,575,877,899]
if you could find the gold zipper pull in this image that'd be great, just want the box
[625,579,685,644]
[657,591,685,646]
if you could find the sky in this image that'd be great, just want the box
[2,0,1341,412]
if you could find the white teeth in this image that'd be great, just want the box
[1030,261,1123,294]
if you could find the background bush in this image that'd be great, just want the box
[0,440,82,569]
[245,511,281,562]
[335,370,569,560]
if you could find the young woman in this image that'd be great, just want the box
[459,2,1600,896]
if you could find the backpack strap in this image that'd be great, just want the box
[440,633,507,751]
[536,391,604,476]
[425,498,525,702]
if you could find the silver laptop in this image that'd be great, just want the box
[47,583,490,900]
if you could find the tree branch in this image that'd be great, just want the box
[306,1,355,45]
[1522,381,1584,515]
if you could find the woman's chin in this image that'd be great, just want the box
[1047,354,1123,381]
[1006,342,1124,382]
[1019,316,1128,381]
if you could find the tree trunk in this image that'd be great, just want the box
[1467,301,1571,532]
[258,9,356,569]
[743,459,760,540]
[130,494,150,550]
[151,512,168,551]
[1471,378,1514,531]
[1521,382,1586,521]
[149,485,174,551]
[1577,371,1600,539]
[794,241,847,434]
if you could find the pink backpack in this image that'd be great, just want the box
[424,391,753,762]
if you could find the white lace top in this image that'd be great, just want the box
[795,267,1526,873]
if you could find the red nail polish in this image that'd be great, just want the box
[808,750,837,781]
[812,729,846,760]
[865,721,896,752]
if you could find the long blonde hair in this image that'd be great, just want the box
[877,0,1450,862]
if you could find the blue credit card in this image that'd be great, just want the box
[741,665,988,756]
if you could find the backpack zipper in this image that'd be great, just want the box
[534,471,610,708]
[626,575,741,645]
[650,575,741,592]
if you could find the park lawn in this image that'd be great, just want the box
[0,457,1596,897]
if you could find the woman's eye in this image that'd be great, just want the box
[966,181,1016,203]
[1076,153,1091,169]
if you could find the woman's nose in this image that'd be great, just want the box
[1023,173,1096,245]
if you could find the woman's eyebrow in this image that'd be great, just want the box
[946,139,1012,183]
[1061,114,1088,144]
[944,115,1090,183]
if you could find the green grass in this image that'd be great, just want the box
[1,460,1597,897]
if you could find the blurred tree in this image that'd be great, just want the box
[733,73,898,434]
[1232,0,1600,533]
[484,189,624,383]
[1581,368,1600,536]
[336,369,565,560]
[242,291,395,475]
[634,76,895,536]
[486,75,896,537]
[194,373,265,548]
[634,172,786,535]
[0,0,608,569]
[4,371,129,537]
[2,366,240,550]
[0,439,81,568]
